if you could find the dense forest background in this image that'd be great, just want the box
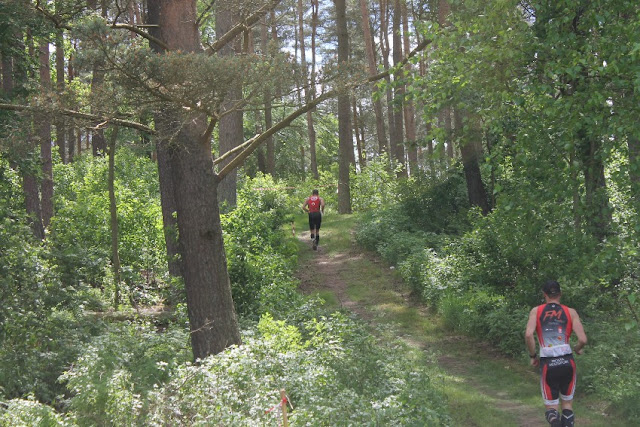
[1,0,639,424]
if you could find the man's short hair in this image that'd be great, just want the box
[312,189,319,195]
[542,280,561,296]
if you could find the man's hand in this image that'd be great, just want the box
[530,356,539,367]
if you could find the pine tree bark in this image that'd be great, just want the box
[335,0,352,213]
[54,16,67,163]
[401,2,418,174]
[217,8,244,207]
[38,40,54,229]
[359,0,388,155]
[392,0,405,176]
[380,0,397,167]
[148,0,241,360]
[108,127,122,307]
[298,0,319,179]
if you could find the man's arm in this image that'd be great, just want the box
[525,307,539,366]
[302,199,309,213]
[320,197,325,213]
[570,308,587,354]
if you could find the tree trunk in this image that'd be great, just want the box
[108,127,122,308]
[90,2,107,156]
[629,133,640,203]
[38,40,54,229]
[55,26,67,164]
[352,97,365,168]
[380,0,397,168]
[298,0,319,179]
[260,17,275,175]
[454,109,489,214]
[335,0,352,213]
[402,1,418,174]
[578,129,611,241]
[148,0,241,360]
[216,8,243,208]
[392,0,405,176]
[359,0,388,155]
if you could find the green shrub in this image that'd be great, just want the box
[50,148,166,298]
[0,397,76,427]
[60,323,190,426]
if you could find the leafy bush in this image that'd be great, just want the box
[49,148,166,300]
[223,175,303,319]
[142,313,449,426]
[0,397,76,427]
[395,170,471,234]
[350,154,399,212]
[60,323,190,426]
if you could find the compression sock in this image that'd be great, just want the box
[545,409,561,427]
[561,409,574,427]
[310,233,315,239]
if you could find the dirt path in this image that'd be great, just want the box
[296,232,547,426]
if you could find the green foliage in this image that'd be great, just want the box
[0,397,76,427]
[223,174,303,319]
[60,323,190,427]
[350,154,398,212]
[49,148,166,304]
[0,159,104,403]
[396,171,471,234]
[140,313,449,425]
[579,324,640,418]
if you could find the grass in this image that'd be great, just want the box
[293,213,637,427]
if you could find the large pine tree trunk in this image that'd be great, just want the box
[260,17,275,175]
[335,0,352,213]
[380,0,397,168]
[148,0,241,360]
[359,0,388,156]
[90,1,107,156]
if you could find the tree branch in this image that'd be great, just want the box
[207,0,281,54]
[111,24,169,51]
[0,103,155,134]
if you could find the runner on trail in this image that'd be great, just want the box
[525,280,587,427]
[302,189,325,250]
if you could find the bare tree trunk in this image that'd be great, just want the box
[260,17,275,175]
[380,0,397,168]
[335,0,352,213]
[108,127,122,308]
[402,1,418,174]
[352,96,365,169]
[89,1,107,156]
[359,0,388,155]
[38,40,54,229]
[148,0,241,360]
[629,133,640,203]
[54,6,67,163]
[216,8,243,208]
[392,0,405,176]
[298,0,319,179]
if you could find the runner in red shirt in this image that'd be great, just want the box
[525,281,587,427]
[302,189,325,250]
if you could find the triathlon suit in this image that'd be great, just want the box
[535,303,577,406]
[306,196,322,233]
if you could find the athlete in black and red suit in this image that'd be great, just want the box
[302,189,325,250]
[525,281,587,427]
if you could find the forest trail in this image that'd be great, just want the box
[293,214,613,427]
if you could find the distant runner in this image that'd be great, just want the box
[525,280,587,427]
[302,189,325,250]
